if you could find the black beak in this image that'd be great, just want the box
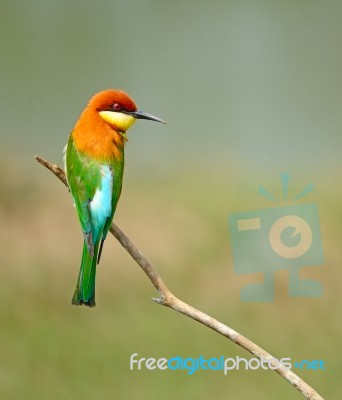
[127,110,166,124]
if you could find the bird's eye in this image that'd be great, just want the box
[112,102,122,111]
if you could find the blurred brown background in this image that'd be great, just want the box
[0,1,341,399]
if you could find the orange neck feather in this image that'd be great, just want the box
[72,108,125,162]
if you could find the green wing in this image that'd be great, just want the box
[65,134,124,252]
[65,136,102,247]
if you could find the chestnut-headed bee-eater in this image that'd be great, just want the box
[65,89,165,307]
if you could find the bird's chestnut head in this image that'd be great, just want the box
[88,89,165,132]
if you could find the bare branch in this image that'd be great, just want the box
[35,155,324,400]
[35,155,68,187]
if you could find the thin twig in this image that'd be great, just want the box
[35,155,324,400]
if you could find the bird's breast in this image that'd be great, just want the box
[72,124,124,162]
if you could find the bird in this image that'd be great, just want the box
[65,89,165,307]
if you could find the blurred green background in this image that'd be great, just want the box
[1,1,341,399]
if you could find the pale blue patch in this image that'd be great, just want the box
[90,165,113,240]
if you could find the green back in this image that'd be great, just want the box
[65,134,125,243]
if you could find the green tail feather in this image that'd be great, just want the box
[72,240,99,307]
